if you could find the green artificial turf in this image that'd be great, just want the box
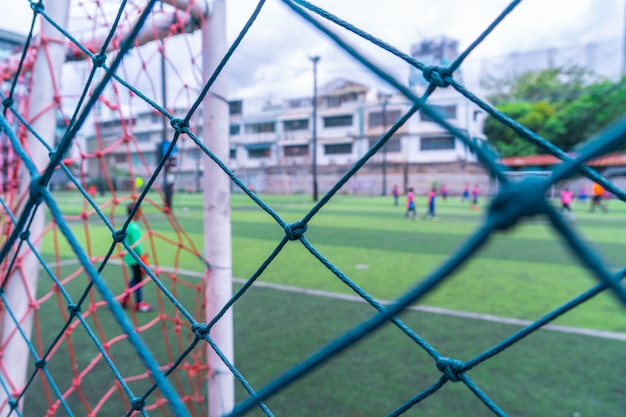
[16,190,626,416]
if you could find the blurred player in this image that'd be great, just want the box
[470,184,480,210]
[440,184,448,202]
[404,187,417,220]
[590,182,608,213]
[560,187,574,219]
[423,187,438,221]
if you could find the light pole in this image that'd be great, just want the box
[310,55,320,202]
[379,92,392,196]
[160,40,175,209]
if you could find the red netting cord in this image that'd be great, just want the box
[0,2,211,415]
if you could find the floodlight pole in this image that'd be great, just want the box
[161,39,174,209]
[201,1,235,416]
[623,0,626,75]
[0,1,69,414]
[310,55,320,202]
[378,92,392,196]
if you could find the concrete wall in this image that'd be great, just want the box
[223,161,493,197]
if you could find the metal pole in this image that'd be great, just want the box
[381,99,388,196]
[310,55,320,202]
[202,1,234,416]
[0,1,69,413]
[623,0,626,74]
[160,37,174,209]
[379,93,391,196]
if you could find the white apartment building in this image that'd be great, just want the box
[87,78,487,194]
[231,79,486,170]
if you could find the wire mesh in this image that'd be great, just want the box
[0,0,625,416]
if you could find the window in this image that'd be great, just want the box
[230,124,240,135]
[131,154,144,165]
[286,98,312,108]
[134,132,151,143]
[187,149,201,161]
[283,119,309,131]
[114,154,126,163]
[326,96,340,107]
[342,92,358,103]
[248,147,271,158]
[368,110,402,128]
[368,137,402,152]
[230,148,236,159]
[323,115,353,128]
[324,143,352,155]
[244,122,275,134]
[284,145,309,157]
[229,100,242,115]
[420,105,457,122]
[324,92,359,108]
[100,118,135,129]
[420,135,456,151]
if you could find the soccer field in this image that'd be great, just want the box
[26,191,626,416]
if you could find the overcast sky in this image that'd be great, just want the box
[2,0,625,102]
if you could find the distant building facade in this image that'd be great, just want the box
[87,77,489,195]
[0,28,26,64]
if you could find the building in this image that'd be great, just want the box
[0,28,26,61]
[87,77,488,195]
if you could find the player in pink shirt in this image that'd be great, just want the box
[405,188,416,220]
[440,184,448,202]
[423,187,437,220]
[560,187,574,218]
[470,184,480,209]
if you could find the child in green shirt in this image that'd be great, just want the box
[121,202,152,312]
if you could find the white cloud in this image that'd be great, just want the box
[0,1,32,35]
[222,0,626,98]
[1,0,624,102]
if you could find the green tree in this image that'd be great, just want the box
[484,101,555,157]
[482,66,626,156]
[481,66,594,105]
[543,78,626,151]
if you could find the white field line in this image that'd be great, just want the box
[46,260,626,342]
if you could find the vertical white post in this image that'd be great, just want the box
[202,1,234,416]
[0,0,69,413]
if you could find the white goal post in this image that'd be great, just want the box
[0,2,233,417]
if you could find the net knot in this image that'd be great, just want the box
[8,399,18,410]
[92,53,107,67]
[29,175,44,204]
[436,357,465,382]
[2,97,13,108]
[67,303,81,316]
[488,177,548,232]
[19,230,30,241]
[284,221,307,241]
[192,323,209,338]
[34,359,46,369]
[30,2,44,13]
[170,118,189,133]
[112,229,127,242]
[131,397,145,411]
[423,66,450,88]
